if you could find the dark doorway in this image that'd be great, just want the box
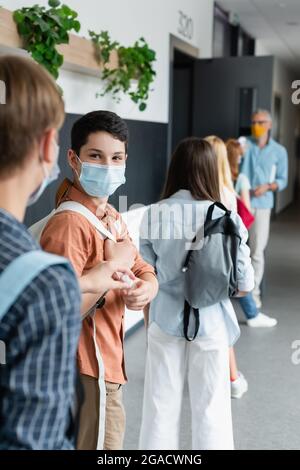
[192,55,274,140]
[170,49,196,153]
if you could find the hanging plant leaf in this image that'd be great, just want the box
[139,102,147,112]
[13,0,81,81]
[89,31,156,111]
[48,0,61,8]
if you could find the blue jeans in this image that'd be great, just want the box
[238,293,259,320]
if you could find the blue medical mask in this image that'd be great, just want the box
[27,141,60,207]
[75,155,126,198]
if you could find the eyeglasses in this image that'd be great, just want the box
[251,120,268,125]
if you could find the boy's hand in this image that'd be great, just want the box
[80,261,136,294]
[104,239,136,269]
[122,278,157,311]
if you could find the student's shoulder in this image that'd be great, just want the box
[51,209,91,225]
[4,254,81,338]
[229,210,248,239]
[27,261,80,312]
[43,210,92,237]
[237,173,251,189]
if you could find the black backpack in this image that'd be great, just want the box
[182,202,242,341]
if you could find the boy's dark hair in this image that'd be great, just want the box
[71,110,129,155]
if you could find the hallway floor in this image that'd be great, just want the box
[123,203,300,450]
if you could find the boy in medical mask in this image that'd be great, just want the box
[40,111,158,450]
[0,56,137,450]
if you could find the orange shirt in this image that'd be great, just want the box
[40,180,156,384]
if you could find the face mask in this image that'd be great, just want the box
[251,123,267,140]
[75,155,126,198]
[27,141,60,207]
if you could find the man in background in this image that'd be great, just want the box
[241,109,288,309]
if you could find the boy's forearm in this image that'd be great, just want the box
[79,274,105,295]
[80,292,103,318]
[79,275,93,294]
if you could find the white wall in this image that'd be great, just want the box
[272,59,300,212]
[255,40,272,57]
[2,0,214,123]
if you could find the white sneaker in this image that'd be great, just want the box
[231,372,248,399]
[247,312,278,328]
[252,293,262,309]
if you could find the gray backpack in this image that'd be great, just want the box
[182,202,241,341]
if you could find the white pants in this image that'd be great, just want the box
[139,322,234,450]
[249,208,271,298]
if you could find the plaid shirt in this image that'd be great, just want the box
[0,209,81,449]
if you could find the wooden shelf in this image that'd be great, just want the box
[0,7,118,76]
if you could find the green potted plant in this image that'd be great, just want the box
[89,30,156,111]
[13,0,81,80]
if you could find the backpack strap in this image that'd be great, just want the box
[205,202,242,240]
[183,300,200,341]
[182,201,229,272]
[0,250,71,322]
[55,201,116,243]
[206,201,231,222]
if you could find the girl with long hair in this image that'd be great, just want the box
[138,137,254,449]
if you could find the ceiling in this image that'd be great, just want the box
[217,0,300,70]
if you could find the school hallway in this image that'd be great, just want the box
[123,202,300,450]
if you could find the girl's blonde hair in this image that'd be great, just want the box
[205,135,235,193]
